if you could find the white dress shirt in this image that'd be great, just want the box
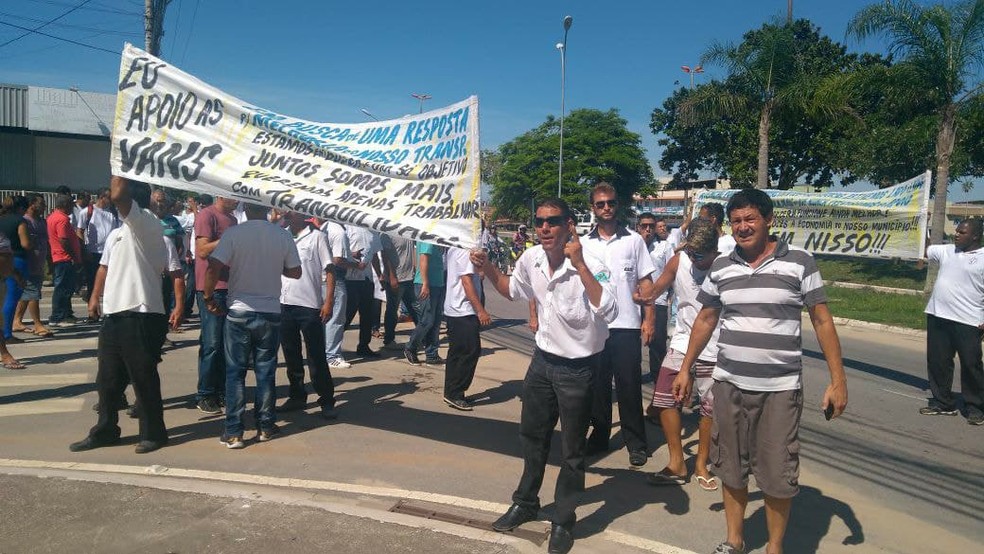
[444,247,481,317]
[581,227,655,329]
[99,200,168,315]
[509,245,618,358]
[281,225,333,310]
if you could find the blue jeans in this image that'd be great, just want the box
[50,261,76,323]
[196,290,227,402]
[3,257,27,338]
[223,309,281,437]
[406,284,445,359]
[384,280,419,344]
[324,279,347,360]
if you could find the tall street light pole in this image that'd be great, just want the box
[411,93,431,114]
[360,108,380,121]
[556,15,572,197]
[681,65,704,88]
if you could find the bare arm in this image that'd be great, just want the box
[88,265,108,319]
[17,222,32,251]
[808,302,848,419]
[282,265,301,279]
[170,270,185,329]
[196,236,221,259]
[470,250,512,299]
[672,305,721,402]
[418,253,431,299]
[321,270,336,323]
[461,273,491,326]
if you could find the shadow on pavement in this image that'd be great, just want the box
[804,348,928,390]
[575,465,691,539]
[710,487,865,553]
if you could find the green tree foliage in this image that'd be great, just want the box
[490,109,653,221]
[848,0,984,244]
[653,20,865,189]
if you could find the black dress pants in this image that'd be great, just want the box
[927,314,984,414]
[647,305,669,383]
[344,278,374,350]
[587,329,647,454]
[512,348,594,530]
[444,315,481,400]
[281,304,335,408]
[89,312,168,443]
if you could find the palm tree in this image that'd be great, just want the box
[848,0,984,245]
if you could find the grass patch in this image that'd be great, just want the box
[824,286,927,330]
[815,255,926,291]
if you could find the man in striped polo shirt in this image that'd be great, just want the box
[672,188,848,554]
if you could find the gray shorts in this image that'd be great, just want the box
[21,275,42,301]
[711,380,803,498]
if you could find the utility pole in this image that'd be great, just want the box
[787,0,793,25]
[145,0,170,56]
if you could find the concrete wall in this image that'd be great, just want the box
[35,136,111,190]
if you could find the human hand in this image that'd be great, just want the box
[564,222,585,268]
[671,371,693,403]
[418,283,430,300]
[477,309,492,327]
[641,319,655,346]
[320,301,334,323]
[821,379,848,420]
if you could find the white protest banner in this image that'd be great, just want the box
[692,171,931,260]
[110,44,481,248]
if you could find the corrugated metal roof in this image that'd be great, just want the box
[0,84,29,128]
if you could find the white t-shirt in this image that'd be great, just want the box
[98,201,168,315]
[444,247,482,317]
[281,225,333,310]
[509,246,618,358]
[320,221,351,276]
[668,252,720,361]
[647,239,675,306]
[718,234,737,254]
[345,226,380,281]
[85,206,120,254]
[581,227,656,329]
[210,220,301,314]
[925,244,984,327]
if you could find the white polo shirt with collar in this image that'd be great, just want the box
[281,225,333,310]
[581,226,656,330]
[99,200,168,315]
[510,245,618,358]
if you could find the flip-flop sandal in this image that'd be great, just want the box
[647,469,689,486]
[12,327,33,334]
[696,475,720,491]
[33,330,54,338]
[3,360,26,370]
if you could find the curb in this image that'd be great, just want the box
[829,316,924,337]
[825,280,924,296]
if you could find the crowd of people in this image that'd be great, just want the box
[1,176,981,554]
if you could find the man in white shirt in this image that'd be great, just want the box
[472,198,617,554]
[921,218,984,425]
[637,213,674,387]
[278,212,338,420]
[442,247,491,411]
[581,183,656,468]
[205,203,301,449]
[344,225,383,359]
[319,220,357,369]
[69,177,172,454]
[83,189,120,311]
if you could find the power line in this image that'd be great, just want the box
[0,10,141,36]
[20,0,141,17]
[179,0,199,63]
[0,0,93,49]
[0,20,117,54]
[168,0,182,59]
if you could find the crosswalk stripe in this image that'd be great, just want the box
[0,373,89,387]
[0,398,86,417]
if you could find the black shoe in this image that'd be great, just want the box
[403,349,421,366]
[126,403,140,419]
[443,396,473,411]
[321,405,339,420]
[424,356,445,366]
[69,435,120,452]
[356,347,381,359]
[629,450,648,467]
[491,503,538,532]
[968,411,984,425]
[134,439,167,454]
[277,398,306,412]
[919,405,958,416]
[197,397,222,414]
[548,523,574,554]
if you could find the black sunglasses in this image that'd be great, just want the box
[685,248,707,262]
[533,215,566,228]
[593,199,617,209]
[638,223,656,229]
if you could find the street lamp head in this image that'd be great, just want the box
[556,42,564,50]
[563,15,573,30]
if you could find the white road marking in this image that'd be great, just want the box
[0,398,86,417]
[0,374,89,387]
[881,388,927,402]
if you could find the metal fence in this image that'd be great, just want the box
[0,189,61,216]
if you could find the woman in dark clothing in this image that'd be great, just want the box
[0,196,32,341]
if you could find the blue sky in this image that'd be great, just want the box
[1,0,979,200]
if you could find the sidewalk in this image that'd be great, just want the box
[0,296,979,553]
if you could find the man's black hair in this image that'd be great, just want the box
[699,202,726,225]
[725,189,773,220]
[537,197,572,221]
[961,217,983,239]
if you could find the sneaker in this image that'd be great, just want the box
[443,396,473,411]
[257,424,281,442]
[424,356,445,366]
[712,542,745,554]
[328,357,351,370]
[919,405,958,416]
[968,412,984,426]
[220,434,244,449]
[197,397,223,415]
[403,349,421,366]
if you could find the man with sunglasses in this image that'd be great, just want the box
[471,198,617,554]
[672,189,847,554]
[581,183,656,468]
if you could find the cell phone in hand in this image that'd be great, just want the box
[823,403,834,421]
